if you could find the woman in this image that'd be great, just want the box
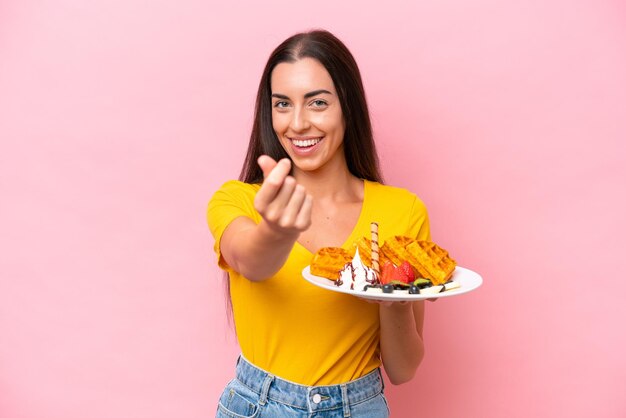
[208,29,430,417]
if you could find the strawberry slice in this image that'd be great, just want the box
[390,266,410,284]
[380,262,395,285]
[398,261,415,282]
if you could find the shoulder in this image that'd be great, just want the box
[207,180,263,238]
[366,181,426,211]
[365,181,430,239]
[207,180,262,220]
[209,180,261,204]
[213,180,261,195]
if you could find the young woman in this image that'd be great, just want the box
[208,29,430,417]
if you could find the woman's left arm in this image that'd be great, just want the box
[379,301,425,385]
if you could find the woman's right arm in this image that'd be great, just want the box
[219,156,313,281]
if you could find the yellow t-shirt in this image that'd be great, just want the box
[207,179,430,385]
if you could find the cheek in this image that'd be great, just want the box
[315,113,343,134]
[272,113,288,133]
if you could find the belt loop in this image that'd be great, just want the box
[378,368,385,390]
[341,383,350,417]
[258,373,274,406]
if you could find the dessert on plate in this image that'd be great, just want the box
[310,223,460,296]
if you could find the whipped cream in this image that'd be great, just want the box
[336,248,378,291]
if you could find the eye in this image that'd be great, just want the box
[310,99,328,108]
[273,101,290,109]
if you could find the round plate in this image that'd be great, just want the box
[302,265,483,301]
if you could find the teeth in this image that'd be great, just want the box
[292,138,321,147]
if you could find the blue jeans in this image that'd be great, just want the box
[216,355,390,417]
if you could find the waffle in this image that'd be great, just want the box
[380,236,414,267]
[405,240,456,285]
[310,247,352,280]
[353,237,389,269]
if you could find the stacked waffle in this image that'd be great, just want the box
[311,235,456,286]
[381,237,456,285]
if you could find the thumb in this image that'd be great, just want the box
[257,155,279,179]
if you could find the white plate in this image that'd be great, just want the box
[302,266,482,301]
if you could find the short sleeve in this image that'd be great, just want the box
[206,180,261,271]
[407,195,431,241]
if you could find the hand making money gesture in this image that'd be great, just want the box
[254,155,313,237]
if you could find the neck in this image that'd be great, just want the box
[293,160,362,202]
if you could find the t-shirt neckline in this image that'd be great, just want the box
[295,179,370,256]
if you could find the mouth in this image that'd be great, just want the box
[289,136,323,149]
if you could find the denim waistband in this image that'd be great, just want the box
[235,355,384,413]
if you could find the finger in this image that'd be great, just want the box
[254,159,292,211]
[358,297,383,304]
[294,194,313,230]
[257,155,278,179]
[263,176,297,223]
[265,159,291,185]
[259,156,291,181]
[278,184,307,227]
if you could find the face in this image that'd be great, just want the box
[270,58,346,174]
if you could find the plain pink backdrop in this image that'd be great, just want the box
[1,1,625,417]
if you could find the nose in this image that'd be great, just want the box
[289,107,310,132]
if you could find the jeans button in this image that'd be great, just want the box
[312,393,322,404]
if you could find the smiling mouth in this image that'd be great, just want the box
[290,137,323,148]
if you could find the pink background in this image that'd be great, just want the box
[1,1,625,417]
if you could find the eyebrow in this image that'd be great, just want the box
[271,89,333,100]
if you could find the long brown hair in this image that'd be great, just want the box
[225,30,383,325]
[239,29,383,183]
